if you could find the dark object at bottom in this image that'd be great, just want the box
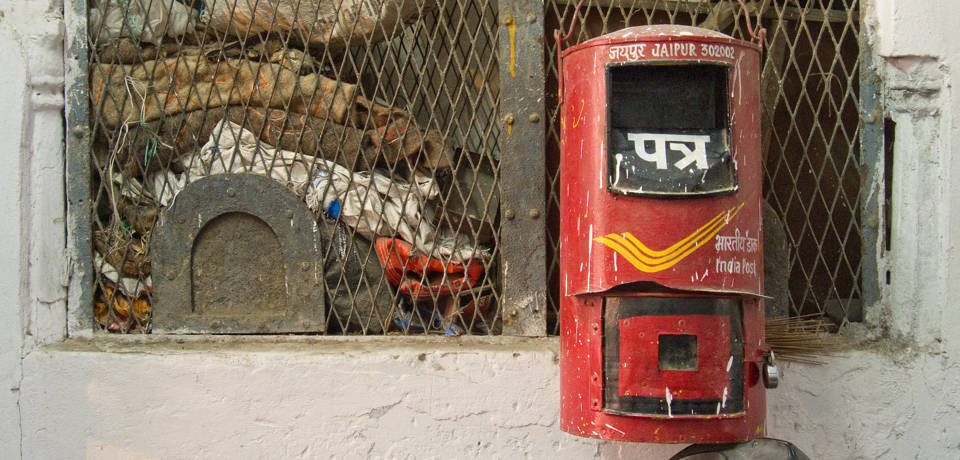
[322,221,393,333]
[671,438,811,460]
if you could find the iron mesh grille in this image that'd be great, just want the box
[544,0,863,333]
[87,0,503,334]
[83,0,865,335]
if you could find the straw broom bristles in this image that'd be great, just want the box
[765,314,836,364]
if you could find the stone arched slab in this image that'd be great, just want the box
[151,173,324,333]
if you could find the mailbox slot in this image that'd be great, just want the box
[658,334,698,371]
[602,296,744,417]
[606,62,737,197]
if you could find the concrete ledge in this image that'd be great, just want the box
[42,335,562,355]
[22,335,960,458]
[21,335,695,459]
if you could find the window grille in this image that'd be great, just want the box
[74,0,517,335]
[544,0,873,333]
[64,0,877,336]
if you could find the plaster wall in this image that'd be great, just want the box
[2,0,960,458]
[0,17,26,457]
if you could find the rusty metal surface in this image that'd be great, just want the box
[498,0,548,336]
[65,0,95,334]
[858,8,884,319]
[152,174,324,333]
[191,213,288,318]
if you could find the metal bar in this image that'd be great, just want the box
[771,5,852,23]
[498,0,547,336]
[555,0,709,12]
[553,0,851,24]
[760,17,788,164]
[858,6,884,317]
[64,0,94,335]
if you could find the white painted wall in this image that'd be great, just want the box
[2,0,960,458]
[0,0,68,457]
[0,13,26,457]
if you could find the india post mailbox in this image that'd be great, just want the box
[558,25,774,443]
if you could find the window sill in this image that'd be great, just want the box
[43,334,559,355]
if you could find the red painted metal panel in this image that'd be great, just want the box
[559,25,767,444]
[618,315,730,400]
[559,25,763,297]
[560,294,767,443]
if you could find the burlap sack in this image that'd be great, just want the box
[118,200,158,236]
[95,38,296,67]
[99,106,375,177]
[92,49,450,173]
[91,51,357,129]
[95,108,219,178]
[202,0,428,49]
[238,107,378,170]
[99,100,450,178]
[96,39,182,64]
[353,96,452,170]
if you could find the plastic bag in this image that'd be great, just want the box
[147,120,485,262]
[90,0,197,46]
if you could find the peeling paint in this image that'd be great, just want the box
[508,22,517,77]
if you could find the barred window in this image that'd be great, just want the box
[65,0,876,336]
[544,0,872,333]
[75,0,510,335]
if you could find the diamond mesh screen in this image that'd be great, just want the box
[83,0,865,335]
[87,0,503,334]
[544,0,863,333]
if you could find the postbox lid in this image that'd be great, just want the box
[562,25,759,59]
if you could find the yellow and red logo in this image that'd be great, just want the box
[593,203,743,273]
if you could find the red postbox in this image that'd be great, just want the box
[558,25,774,443]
